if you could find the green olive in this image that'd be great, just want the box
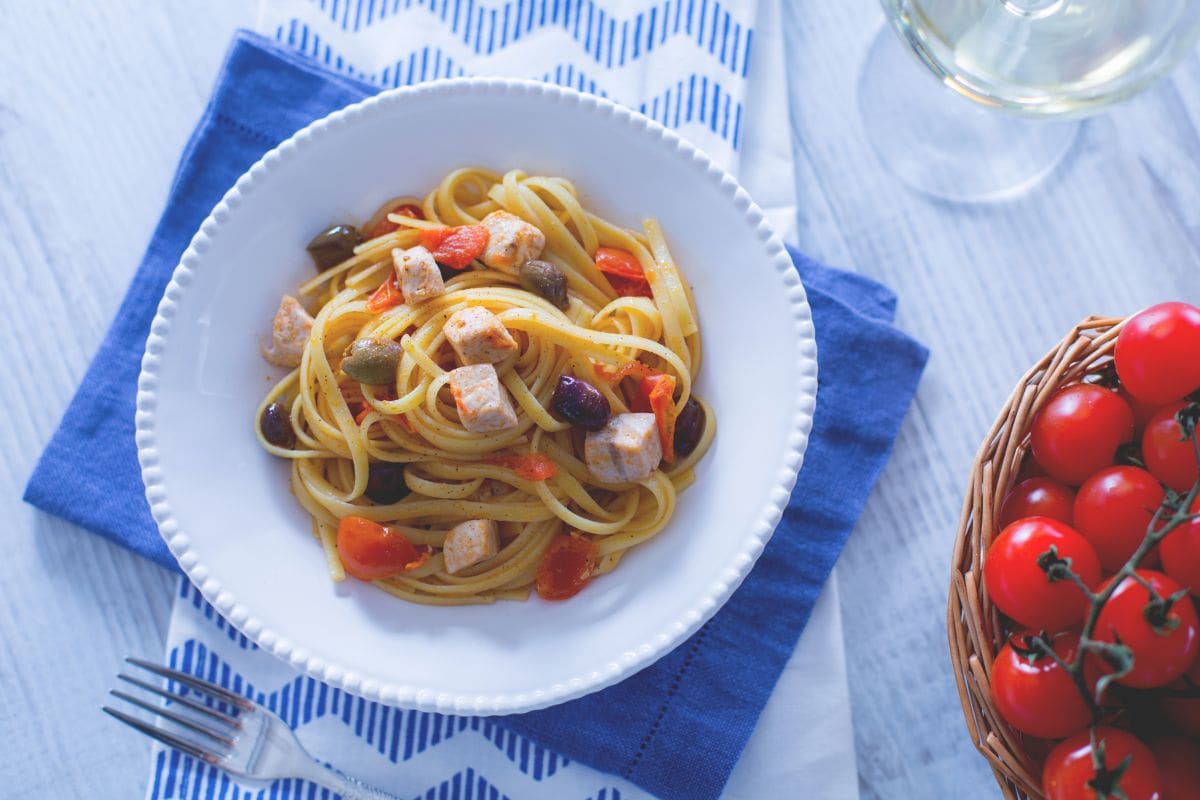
[342,338,403,385]
[519,259,569,310]
[306,224,363,271]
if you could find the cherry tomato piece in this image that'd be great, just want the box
[991,631,1092,739]
[1161,496,1200,593]
[1142,402,1200,494]
[1043,727,1161,800]
[999,478,1075,529]
[1115,302,1200,405]
[1073,466,1165,572]
[1149,736,1200,800]
[593,246,644,279]
[594,246,652,297]
[1031,385,1134,485]
[485,453,559,481]
[1095,570,1199,688]
[535,533,598,600]
[984,517,1102,632]
[366,275,404,313]
[336,516,422,581]
[365,203,423,239]
[419,225,489,270]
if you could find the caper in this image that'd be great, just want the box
[306,224,363,271]
[519,259,569,310]
[260,401,296,448]
[365,463,410,504]
[342,338,403,385]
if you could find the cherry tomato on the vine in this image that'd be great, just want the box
[1148,736,1200,800]
[1161,656,1200,737]
[1031,385,1134,485]
[1073,466,1165,572]
[990,631,1092,739]
[999,478,1075,529]
[1161,496,1200,593]
[1043,727,1161,800]
[1114,301,1200,405]
[984,518,1101,632]
[1118,387,1163,438]
[1142,402,1200,494]
[1095,570,1199,689]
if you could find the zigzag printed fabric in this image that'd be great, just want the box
[255,0,753,171]
[148,581,646,799]
[147,1,759,796]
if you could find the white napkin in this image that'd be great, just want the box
[144,1,859,796]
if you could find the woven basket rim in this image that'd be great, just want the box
[946,314,1129,800]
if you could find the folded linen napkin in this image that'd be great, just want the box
[24,30,928,800]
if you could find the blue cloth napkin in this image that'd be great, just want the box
[24,31,927,800]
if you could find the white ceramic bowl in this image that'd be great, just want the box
[136,78,817,715]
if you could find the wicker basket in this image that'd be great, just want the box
[947,315,1129,800]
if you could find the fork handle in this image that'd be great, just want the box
[296,760,403,800]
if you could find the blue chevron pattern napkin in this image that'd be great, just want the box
[21,5,929,799]
[257,0,750,170]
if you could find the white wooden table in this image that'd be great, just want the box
[4,1,1199,797]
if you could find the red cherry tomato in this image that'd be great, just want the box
[1149,736,1200,800]
[1031,385,1134,485]
[1043,727,1161,800]
[1115,302,1200,405]
[999,478,1076,528]
[1118,387,1163,438]
[1161,496,1200,592]
[535,533,598,600]
[1142,402,1200,494]
[1073,466,1165,572]
[991,631,1092,739]
[336,516,423,581]
[1095,570,1200,689]
[1162,656,1200,737]
[984,518,1102,631]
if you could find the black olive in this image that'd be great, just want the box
[520,260,569,310]
[260,401,296,448]
[673,396,705,458]
[365,463,410,504]
[550,376,610,431]
[342,338,403,385]
[306,224,363,271]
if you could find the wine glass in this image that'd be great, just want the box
[860,0,1200,201]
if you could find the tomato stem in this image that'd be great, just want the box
[1045,432,1200,724]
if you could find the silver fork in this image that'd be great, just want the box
[104,657,400,800]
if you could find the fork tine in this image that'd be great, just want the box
[103,706,221,764]
[117,673,242,728]
[125,657,254,711]
[109,690,236,749]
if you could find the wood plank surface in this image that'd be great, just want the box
[781,4,1200,798]
[3,0,1199,797]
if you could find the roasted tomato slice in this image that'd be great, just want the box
[535,533,598,600]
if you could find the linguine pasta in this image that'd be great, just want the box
[255,168,714,605]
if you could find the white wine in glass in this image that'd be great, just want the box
[860,0,1200,200]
